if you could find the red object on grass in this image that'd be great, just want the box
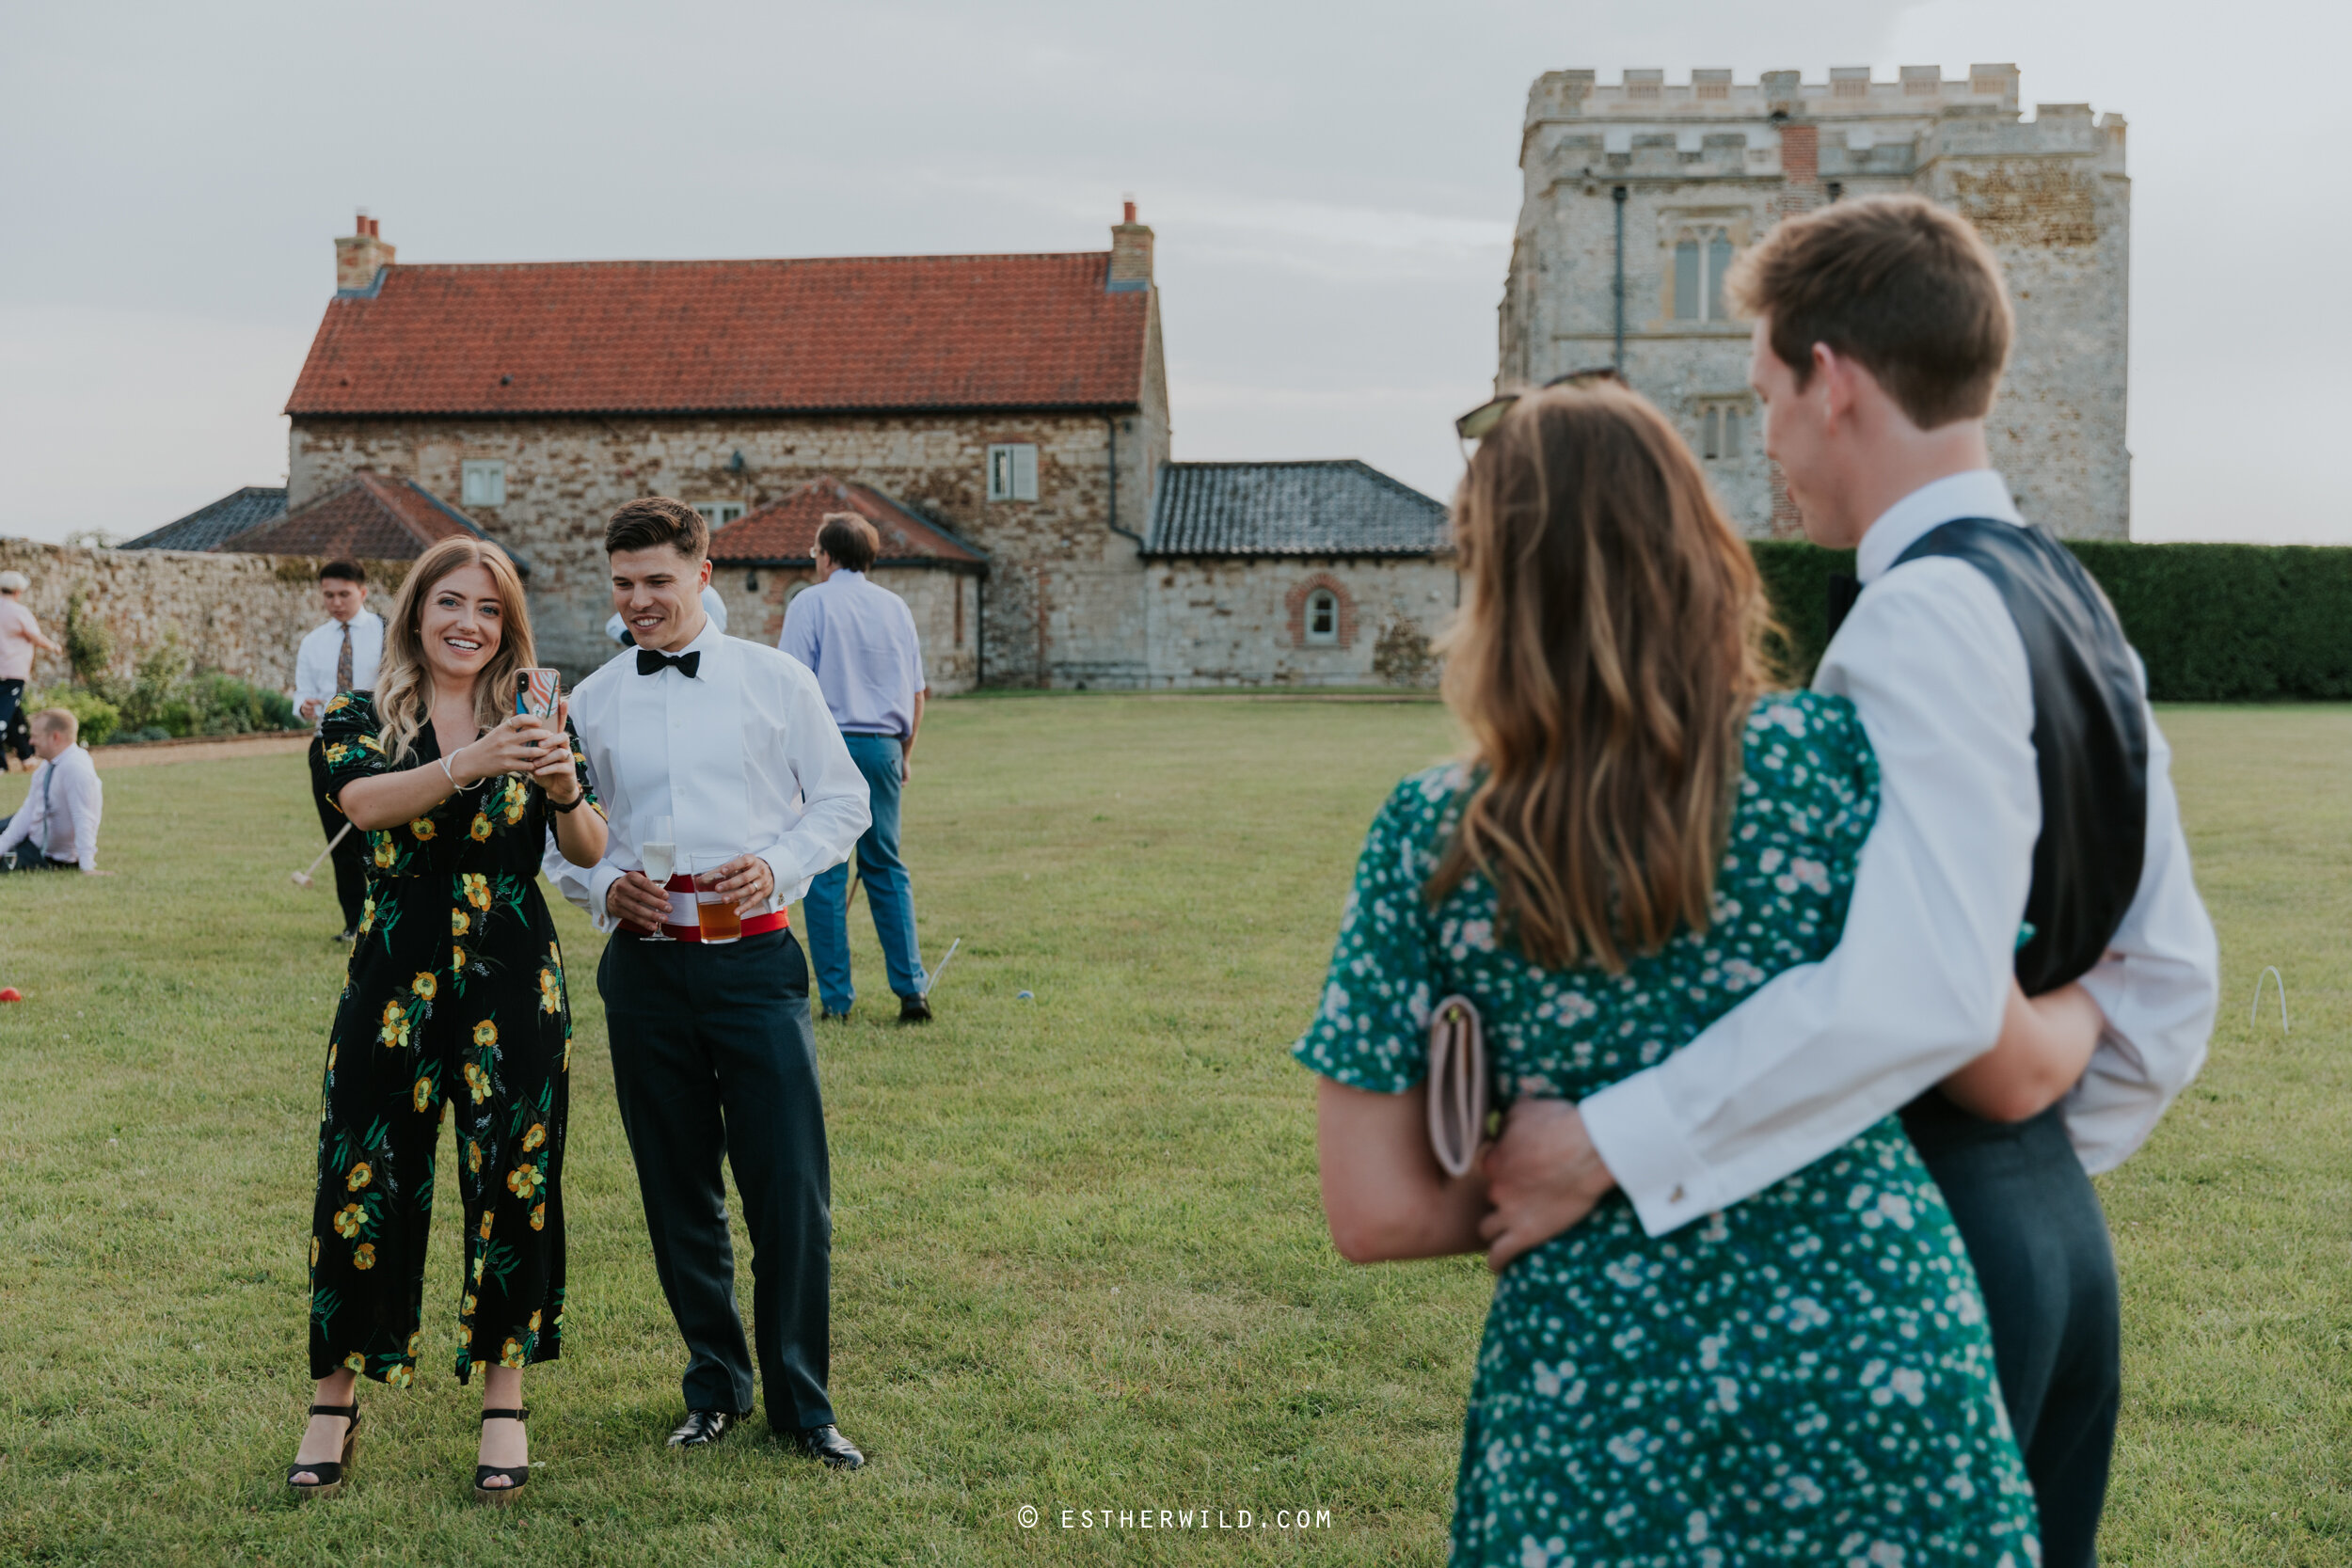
[0,988,21,1002]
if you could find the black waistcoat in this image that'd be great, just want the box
[1837,519,2151,1154]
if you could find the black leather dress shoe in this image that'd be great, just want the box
[897,994,931,1024]
[667,1409,742,1449]
[793,1423,865,1469]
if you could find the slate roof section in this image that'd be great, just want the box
[218,473,511,566]
[1143,461,1452,558]
[285,254,1151,418]
[119,485,288,551]
[709,477,988,573]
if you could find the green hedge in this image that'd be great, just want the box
[1751,540,2352,703]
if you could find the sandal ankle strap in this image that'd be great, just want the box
[307,1402,359,1420]
[480,1406,530,1423]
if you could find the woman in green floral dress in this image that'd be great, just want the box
[287,538,607,1503]
[1296,387,2085,1563]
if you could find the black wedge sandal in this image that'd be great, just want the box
[285,1401,360,1499]
[474,1405,531,1505]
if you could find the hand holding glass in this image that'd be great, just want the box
[639,816,677,942]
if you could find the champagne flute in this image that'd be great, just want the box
[640,815,677,942]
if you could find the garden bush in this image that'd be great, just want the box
[1751,538,2352,703]
[24,686,120,747]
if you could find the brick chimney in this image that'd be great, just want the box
[1108,198,1152,292]
[335,211,396,294]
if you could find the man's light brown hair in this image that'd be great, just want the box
[30,708,77,742]
[606,497,710,562]
[816,513,880,574]
[1431,382,1779,972]
[1725,195,2013,429]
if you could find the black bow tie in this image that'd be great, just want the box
[636,648,701,678]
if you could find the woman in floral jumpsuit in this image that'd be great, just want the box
[288,538,604,1502]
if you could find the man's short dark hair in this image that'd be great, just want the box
[606,497,710,562]
[1724,195,2013,429]
[816,513,880,574]
[319,560,366,585]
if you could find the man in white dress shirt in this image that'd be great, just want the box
[547,498,872,1468]
[293,562,384,940]
[0,709,106,873]
[1481,198,2217,1563]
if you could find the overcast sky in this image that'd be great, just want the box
[2,0,2342,546]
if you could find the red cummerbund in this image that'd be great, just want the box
[618,870,790,942]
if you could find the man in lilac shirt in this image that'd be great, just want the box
[780,514,932,1022]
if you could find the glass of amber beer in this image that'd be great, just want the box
[691,853,743,944]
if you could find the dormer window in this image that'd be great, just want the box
[693,502,745,529]
[1674,228,1735,323]
[461,461,506,508]
[987,444,1040,502]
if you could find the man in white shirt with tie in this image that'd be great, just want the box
[1479,198,2218,1564]
[0,709,106,874]
[293,562,383,940]
[548,498,871,1468]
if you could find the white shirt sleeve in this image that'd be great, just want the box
[779,591,819,670]
[755,665,869,897]
[2064,661,2219,1168]
[294,625,337,718]
[0,767,35,855]
[67,756,101,870]
[1581,561,2040,1235]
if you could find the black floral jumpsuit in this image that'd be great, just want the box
[306,691,597,1386]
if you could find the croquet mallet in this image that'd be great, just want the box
[293,822,355,887]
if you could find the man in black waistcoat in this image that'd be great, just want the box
[1479,197,2219,1563]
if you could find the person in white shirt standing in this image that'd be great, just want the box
[780,513,932,1023]
[547,498,872,1468]
[1478,197,2219,1565]
[294,561,385,940]
[0,709,107,874]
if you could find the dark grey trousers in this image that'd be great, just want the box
[1915,1101,2121,1568]
[599,927,834,1430]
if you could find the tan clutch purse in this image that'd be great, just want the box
[1426,994,1487,1179]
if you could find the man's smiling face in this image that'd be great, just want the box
[611,546,710,655]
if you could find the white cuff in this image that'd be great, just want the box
[586,863,627,933]
[1580,1069,1716,1237]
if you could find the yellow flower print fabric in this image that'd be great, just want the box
[1295,692,2041,1565]
[308,691,592,1386]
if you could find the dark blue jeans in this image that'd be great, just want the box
[803,732,925,1013]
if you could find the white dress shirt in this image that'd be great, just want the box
[545,617,870,933]
[606,585,727,646]
[294,611,385,732]
[1582,470,2220,1235]
[1,744,103,870]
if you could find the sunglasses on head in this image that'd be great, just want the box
[1454,366,1621,442]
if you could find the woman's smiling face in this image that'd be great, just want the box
[418,562,503,688]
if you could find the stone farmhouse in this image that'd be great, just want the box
[1501,65,2130,538]
[255,206,1454,689]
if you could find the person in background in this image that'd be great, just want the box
[780,513,931,1023]
[294,562,384,942]
[607,583,726,646]
[0,569,66,772]
[0,709,107,874]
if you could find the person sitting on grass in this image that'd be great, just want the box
[1297,381,2102,1561]
[0,709,107,874]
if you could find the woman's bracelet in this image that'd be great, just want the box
[439,755,458,791]
[548,792,585,815]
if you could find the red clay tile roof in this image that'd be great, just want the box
[218,472,493,562]
[710,477,987,571]
[286,254,1150,418]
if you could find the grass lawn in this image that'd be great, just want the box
[0,696,2343,1565]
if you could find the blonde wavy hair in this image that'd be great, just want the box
[1430,382,1779,972]
[373,537,535,766]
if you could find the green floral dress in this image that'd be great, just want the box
[1295,692,2041,1566]
[307,690,596,1386]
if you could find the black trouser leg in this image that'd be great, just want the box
[601,928,834,1427]
[1921,1105,2121,1568]
[0,679,29,764]
[308,736,368,932]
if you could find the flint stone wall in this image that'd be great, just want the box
[1145,557,1460,687]
[0,538,405,693]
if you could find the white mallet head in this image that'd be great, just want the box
[291,871,313,888]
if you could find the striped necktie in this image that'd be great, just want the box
[336,622,355,692]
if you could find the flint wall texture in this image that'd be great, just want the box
[1144,558,1459,686]
[0,538,401,692]
[707,566,980,696]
